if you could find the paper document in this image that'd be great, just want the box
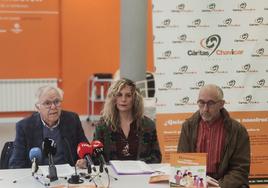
[110,160,154,175]
[39,163,75,178]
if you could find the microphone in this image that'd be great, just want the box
[62,137,84,184]
[90,140,118,186]
[43,138,57,156]
[29,147,42,176]
[42,138,58,182]
[77,142,97,174]
[13,148,47,186]
[91,140,108,173]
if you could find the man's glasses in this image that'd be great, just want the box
[40,99,62,109]
[197,99,221,108]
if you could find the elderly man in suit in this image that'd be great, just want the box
[9,85,88,168]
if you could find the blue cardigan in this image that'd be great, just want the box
[9,110,88,168]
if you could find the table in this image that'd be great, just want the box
[0,165,267,188]
[0,164,167,188]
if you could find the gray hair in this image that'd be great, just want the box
[35,85,64,105]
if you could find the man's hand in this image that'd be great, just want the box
[76,159,87,169]
[207,176,220,187]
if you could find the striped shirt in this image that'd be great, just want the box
[196,117,225,174]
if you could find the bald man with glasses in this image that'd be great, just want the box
[178,84,250,188]
[9,85,88,168]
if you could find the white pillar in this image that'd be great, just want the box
[120,0,147,82]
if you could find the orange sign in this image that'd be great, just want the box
[0,0,60,78]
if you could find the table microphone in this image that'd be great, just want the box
[77,142,97,174]
[62,137,84,184]
[91,140,118,186]
[42,138,58,182]
[29,147,42,176]
[91,140,108,173]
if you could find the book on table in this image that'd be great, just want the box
[169,153,207,188]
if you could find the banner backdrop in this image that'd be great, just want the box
[152,0,268,183]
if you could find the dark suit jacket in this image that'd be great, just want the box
[9,110,88,168]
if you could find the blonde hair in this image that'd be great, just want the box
[101,78,144,131]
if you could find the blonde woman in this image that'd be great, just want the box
[94,78,161,163]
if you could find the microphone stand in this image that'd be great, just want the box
[89,173,100,187]
[90,165,117,188]
[97,155,118,188]
[67,164,83,184]
[63,137,84,184]
[88,165,92,174]
[99,161,104,173]
[85,155,97,175]
[31,158,38,176]
[99,155,110,175]
[48,154,58,182]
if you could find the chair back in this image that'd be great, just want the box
[0,141,14,169]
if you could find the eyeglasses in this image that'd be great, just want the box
[197,99,220,108]
[40,99,62,109]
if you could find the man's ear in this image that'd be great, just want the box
[35,104,40,112]
[219,100,225,108]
